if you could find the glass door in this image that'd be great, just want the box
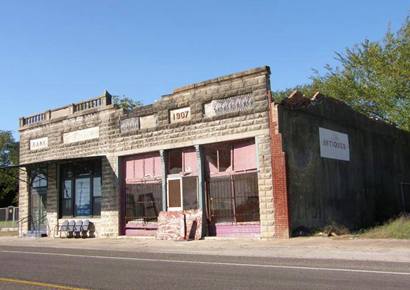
[74,176,92,216]
[30,188,47,232]
[30,170,48,234]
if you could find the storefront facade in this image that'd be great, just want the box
[18,67,275,238]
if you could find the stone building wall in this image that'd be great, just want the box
[278,92,410,233]
[19,66,275,238]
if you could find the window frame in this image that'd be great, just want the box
[31,167,48,189]
[59,159,102,218]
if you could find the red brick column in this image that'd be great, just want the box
[268,96,290,238]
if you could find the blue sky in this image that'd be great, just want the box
[0,1,409,139]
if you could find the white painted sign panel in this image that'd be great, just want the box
[170,107,191,124]
[30,137,48,151]
[140,114,157,129]
[120,117,139,134]
[204,94,253,117]
[319,127,350,161]
[63,127,99,144]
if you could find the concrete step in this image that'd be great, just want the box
[24,230,48,238]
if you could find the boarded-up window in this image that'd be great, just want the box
[125,152,161,182]
[233,140,256,171]
[204,139,256,175]
[134,158,144,180]
[183,148,197,174]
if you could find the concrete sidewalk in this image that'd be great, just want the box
[0,236,409,263]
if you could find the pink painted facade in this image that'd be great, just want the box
[122,140,260,239]
[233,140,256,172]
[124,152,161,183]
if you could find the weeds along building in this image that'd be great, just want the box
[18,66,410,239]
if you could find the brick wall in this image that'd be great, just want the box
[269,101,290,239]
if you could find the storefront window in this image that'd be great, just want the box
[125,182,162,222]
[31,168,48,188]
[182,176,198,210]
[62,179,72,216]
[218,147,231,172]
[93,176,102,216]
[75,177,91,216]
[168,149,182,174]
[208,172,259,223]
[168,147,197,175]
[205,139,259,223]
[124,152,163,223]
[60,159,101,217]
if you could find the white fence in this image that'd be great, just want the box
[0,206,19,228]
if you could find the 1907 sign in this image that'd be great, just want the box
[170,107,191,124]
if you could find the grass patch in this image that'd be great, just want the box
[0,221,17,228]
[359,215,410,239]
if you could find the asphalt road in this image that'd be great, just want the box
[0,246,409,290]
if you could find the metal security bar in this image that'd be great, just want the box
[208,172,260,223]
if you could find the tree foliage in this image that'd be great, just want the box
[112,95,143,112]
[274,16,410,131]
[0,131,19,206]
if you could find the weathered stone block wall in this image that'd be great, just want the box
[19,104,121,237]
[19,106,120,165]
[278,95,410,232]
[46,164,58,236]
[17,169,29,235]
[19,66,275,238]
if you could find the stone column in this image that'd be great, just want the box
[256,134,275,239]
[195,145,206,237]
[160,150,167,211]
[18,168,29,237]
[101,155,120,237]
[46,163,58,238]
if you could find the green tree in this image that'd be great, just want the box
[112,95,143,112]
[0,131,19,206]
[275,16,410,131]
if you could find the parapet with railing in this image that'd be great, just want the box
[19,91,113,129]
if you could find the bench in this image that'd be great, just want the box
[56,220,94,238]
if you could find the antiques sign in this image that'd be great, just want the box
[30,137,48,151]
[204,94,253,117]
[319,127,350,161]
[63,127,100,144]
[120,117,139,134]
[170,107,191,124]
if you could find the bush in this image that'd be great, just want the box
[359,214,410,239]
